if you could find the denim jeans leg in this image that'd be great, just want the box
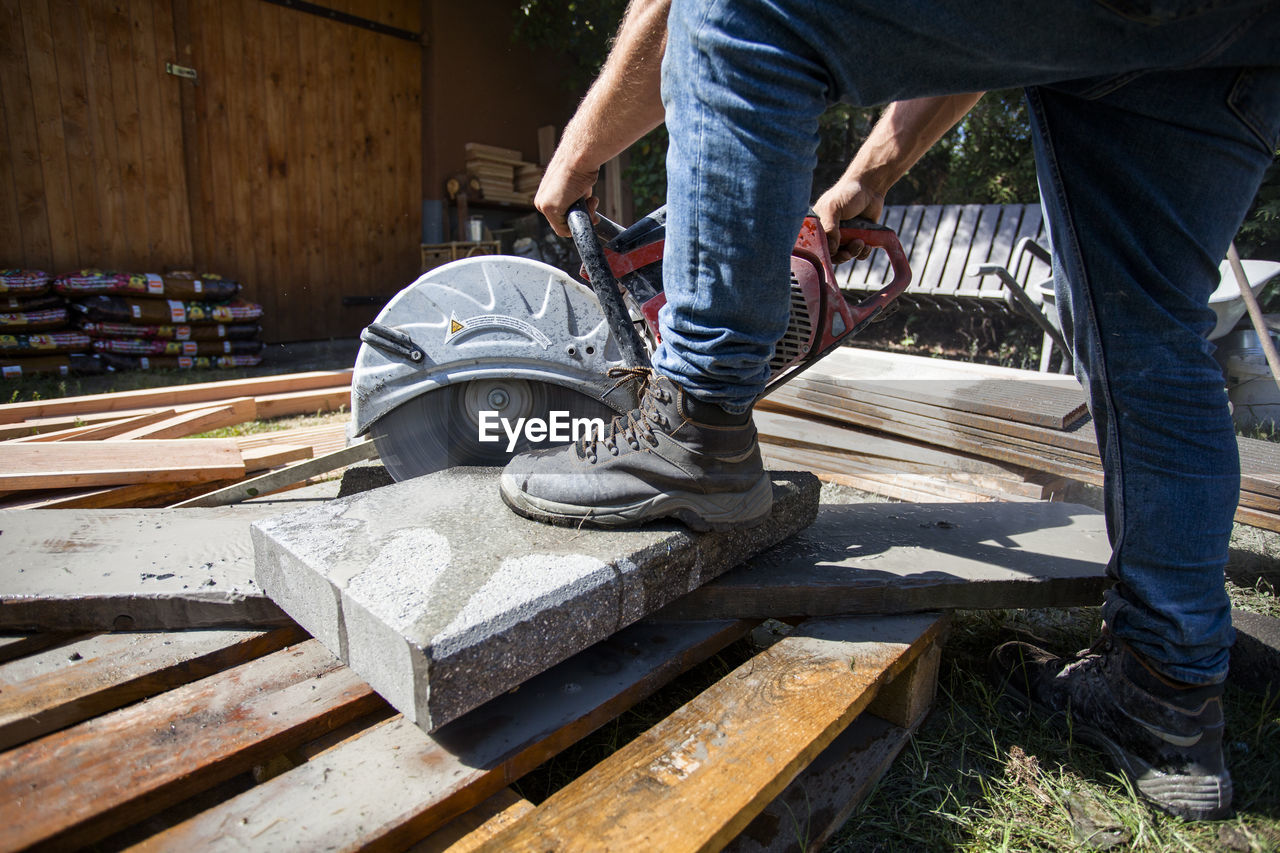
[1027,69,1280,683]
[653,0,832,413]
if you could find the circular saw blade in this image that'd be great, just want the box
[370,378,619,482]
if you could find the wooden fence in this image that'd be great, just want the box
[2,0,423,341]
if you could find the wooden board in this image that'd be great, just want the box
[725,644,940,853]
[0,640,382,851]
[110,398,257,439]
[795,348,1087,429]
[0,440,245,490]
[0,626,302,751]
[485,615,945,853]
[0,371,352,425]
[6,410,180,443]
[129,620,751,851]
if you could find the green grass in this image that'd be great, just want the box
[827,607,1280,852]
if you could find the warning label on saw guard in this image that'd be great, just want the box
[478,410,608,452]
[445,312,553,349]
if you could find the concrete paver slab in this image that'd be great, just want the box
[252,467,820,731]
[658,501,1112,619]
[0,507,292,631]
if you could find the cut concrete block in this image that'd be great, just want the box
[0,507,292,631]
[252,467,819,731]
[659,501,1112,619]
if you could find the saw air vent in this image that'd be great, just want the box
[769,273,813,378]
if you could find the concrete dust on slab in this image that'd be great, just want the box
[252,467,820,732]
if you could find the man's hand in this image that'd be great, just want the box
[814,179,886,264]
[536,157,601,237]
[815,93,983,263]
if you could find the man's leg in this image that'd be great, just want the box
[993,67,1279,820]
[500,0,835,530]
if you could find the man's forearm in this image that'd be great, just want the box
[845,93,984,196]
[560,0,669,170]
[815,93,982,261]
[537,0,670,231]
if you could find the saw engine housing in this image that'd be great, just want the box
[601,206,911,394]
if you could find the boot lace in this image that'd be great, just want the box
[580,367,673,463]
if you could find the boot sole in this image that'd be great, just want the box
[993,657,1233,821]
[499,470,774,532]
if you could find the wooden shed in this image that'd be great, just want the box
[1,0,581,342]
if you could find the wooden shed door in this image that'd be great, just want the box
[175,0,422,341]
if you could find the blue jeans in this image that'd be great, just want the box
[652,0,1280,683]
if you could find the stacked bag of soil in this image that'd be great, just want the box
[1,270,100,378]
[59,270,265,372]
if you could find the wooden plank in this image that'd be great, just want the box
[171,440,374,506]
[0,625,303,751]
[0,0,55,267]
[0,633,84,666]
[970,205,1025,298]
[762,443,1002,504]
[410,789,536,853]
[486,615,946,853]
[0,640,381,852]
[253,385,352,419]
[905,205,941,294]
[110,398,256,439]
[7,410,180,442]
[724,714,915,853]
[0,439,246,489]
[234,422,349,455]
[130,0,193,268]
[916,204,962,294]
[754,409,1053,484]
[0,370,352,424]
[100,0,145,269]
[0,478,241,510]
[935,204,984,295]
[726,643,940,853]
[20,0,78,269]
[131,620,752,851]
[240,443,314,471]
[795,374,1091,442]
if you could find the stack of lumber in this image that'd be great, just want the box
[0,370,355,509]
[758,347,1280,531]
[465,142,538,206]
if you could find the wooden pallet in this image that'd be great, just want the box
[0,613,945,852]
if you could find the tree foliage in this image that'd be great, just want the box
[512,0,627,91]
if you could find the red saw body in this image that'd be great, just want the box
[586,205,912,395]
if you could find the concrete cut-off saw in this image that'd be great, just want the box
[350,201,912,481]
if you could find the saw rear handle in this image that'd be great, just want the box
[836,217,912,327]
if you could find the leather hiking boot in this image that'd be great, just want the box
[499,367,772,531]
[991,634,1232,820]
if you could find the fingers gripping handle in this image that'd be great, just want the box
[837,217,912,324]
[567,200,651,368]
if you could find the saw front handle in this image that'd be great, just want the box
[566,199,651,368]
[837,217,913,327]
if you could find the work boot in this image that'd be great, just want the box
[500,367,772,531]
[991,633,1232,821]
